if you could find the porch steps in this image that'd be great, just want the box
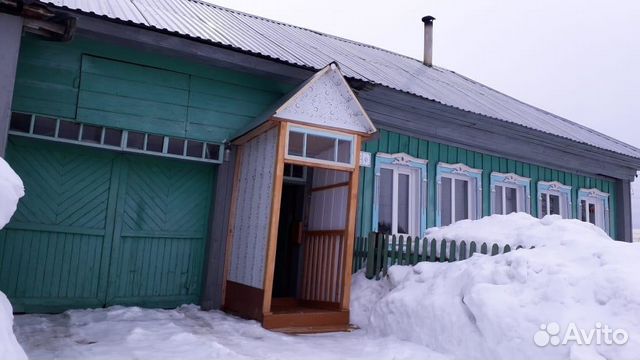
[262,308,351,334]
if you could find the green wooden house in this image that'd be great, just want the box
[1,0,639,332]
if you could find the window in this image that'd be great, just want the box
[8,112,223,164]
[373,153,427,236]
[490,172,530,215]
[437,163,482,226]
[285,125,355,167]
[578,188,609,232]
[537,181,571,218]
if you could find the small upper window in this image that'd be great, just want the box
[578,188,609,233]
[490,172,530,215]
[538,181,571,218]
[436,163,482,227]
[373,153,427,236]
[286,125,355,167]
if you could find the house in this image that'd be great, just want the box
[0,0,638,333]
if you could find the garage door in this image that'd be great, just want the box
[0,137,214,313]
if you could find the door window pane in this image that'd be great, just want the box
[588,203,596,225]
[146,134,164,152]
[205,143,221,160]
[505,187,517,214]
[549,194,560,215]
[58,120,81,140]
[454,179,469,221]
[33,116,57,137]
[441,177,452,226]
[306,134,335,161]
[9,113,31,133]
[127,132,145,150]
[167,138,185,155]
[397,173,410,234]
[186,140,204,158]
[541,193,548,216]
[580,200,587,221]
[81,125,102,144]
[378,168,393,234]
[103,128,122,147]
[288,131,304,157]
[495,185,504,214]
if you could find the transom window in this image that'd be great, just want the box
[578,188,610,232]
[490,172,530,215]
[436,163,482,227]
[373,153,427,237]
[538,181,571,218]
[286,125,355,167]
[9,112,223,163]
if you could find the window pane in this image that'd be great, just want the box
[81,124,102,144]
[441,177,452,226]
[33,116,57,137]
[167,138,185,155]
[580,200,587,222]
[549,194,560,215]
[205,143,220,160]
[541,194,548,216]
[186,140,204,158]
[288,131,304,157]
[588,203,596,225]
[127,132,145,150]
[337,139,352,164]
[146,134,164,152]
[397,173,410,234]
[58,120,80,140]
[454,179,469,222]
[103,128,122,147]
[9,113,31,133]
[378,168,393,235]
[505,187,517,214]
[494,185,503,215]
[305,134,335,161]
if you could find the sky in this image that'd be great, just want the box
[207,0,640,227]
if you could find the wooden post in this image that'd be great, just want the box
[221,146,244,307]
[339,135,361,310]
[261,121,287,314]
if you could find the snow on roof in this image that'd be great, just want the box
[43,0,640,160]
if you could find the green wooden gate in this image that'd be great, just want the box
[0,137,214,312]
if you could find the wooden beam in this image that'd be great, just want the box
[261,121,287,314]
[284,158,355,172]
[220,146,244,307]
[311,181,350,193]
[340,135,362,310]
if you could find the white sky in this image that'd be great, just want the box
[207,0,640,228]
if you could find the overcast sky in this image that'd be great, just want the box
[208,0,640,227]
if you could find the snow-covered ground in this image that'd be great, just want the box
[352,213,640,360]
[14,305,447,360]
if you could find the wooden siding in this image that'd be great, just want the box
[357,129,618,239]
[228,127,278,289]
[12,35,290,142]
[0,137,214,312]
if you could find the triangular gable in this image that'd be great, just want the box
[234,63,376,141]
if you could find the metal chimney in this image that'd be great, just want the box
[422,15,435,66]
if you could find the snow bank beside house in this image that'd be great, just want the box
[351,213,640,360]
[0,157,27,359]
[0,157,24,229]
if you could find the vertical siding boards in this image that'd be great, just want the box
[12,36,291,142]
[358,129,618,239]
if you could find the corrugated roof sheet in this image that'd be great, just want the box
[43,0,640,159]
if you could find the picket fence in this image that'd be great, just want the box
[353,232,524,280]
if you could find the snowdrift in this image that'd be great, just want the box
[351,213,640,360]
[0,157,27,360]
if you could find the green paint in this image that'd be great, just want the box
[12,35,292,143]
[358,129,619,239]
[0,137,215,313]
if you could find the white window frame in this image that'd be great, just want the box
[372,153,427,237]
[537,181,572,219]
[436,163,482,227]
[490,172,531,215]
[285,124,356,169]
[578,188,610,233]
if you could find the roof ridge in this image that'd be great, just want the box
[185,0,422,63]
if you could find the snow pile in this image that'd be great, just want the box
[15,306,447,360]
[351,213,640,360]
[0,157,26,360]
[0,157,24,229]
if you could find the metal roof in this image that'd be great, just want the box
[43,0,640,159]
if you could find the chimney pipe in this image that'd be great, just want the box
[422,15,435,66]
